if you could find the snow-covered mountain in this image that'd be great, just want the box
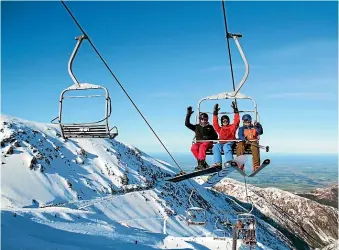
[297,184,338,209]
[0,114,315,249]
[213,179,339,249]
[320,241,339,250]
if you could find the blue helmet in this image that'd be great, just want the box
[242,114,252,122]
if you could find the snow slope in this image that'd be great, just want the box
[1,114,293,249]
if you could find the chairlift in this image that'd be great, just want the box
[52,35,118,139]
[235,213,257,247]
[186,190,206,226]
[212,218,227,240]
[193,33,269,155]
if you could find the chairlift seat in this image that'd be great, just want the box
[61,124,118,139]
[206,141,252,155]
[186,191,206,226]
[187,206,206,225]
[213,229,227,240]
[187,220,206,226]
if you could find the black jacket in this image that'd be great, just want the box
[185,113,218,141]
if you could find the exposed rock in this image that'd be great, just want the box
[6,146,14,155]
[297,184,338,208]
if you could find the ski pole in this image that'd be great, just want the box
[245,141,269,152]
[194,139,269,152]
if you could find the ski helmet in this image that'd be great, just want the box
[221,115,230,124]
[242,114,252,122]
[199,113,209,120]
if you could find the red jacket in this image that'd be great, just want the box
[213,113,240,142]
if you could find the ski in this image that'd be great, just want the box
[229,161,247,177]
[167,165,222,183]
[203,165,236,186]
[202,155,249,186]
[248,159,270,177]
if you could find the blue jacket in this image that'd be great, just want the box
[238,123,263,140]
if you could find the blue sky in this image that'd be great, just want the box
[2,1,338,154]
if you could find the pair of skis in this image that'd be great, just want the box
[230,159,271,177]
[167,157,270,183]
[203,158,270,187]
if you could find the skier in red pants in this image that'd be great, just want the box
[185,106,218,170]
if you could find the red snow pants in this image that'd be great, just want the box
[191,142,213,160]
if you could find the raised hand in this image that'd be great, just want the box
[254,121,260,126]
[231,101,238,113]
[187,106,194,115]
[213,104,220,115]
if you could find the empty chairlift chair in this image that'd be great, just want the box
[212,218,227,240]
[186,190,206,226]
[52,35,118,139]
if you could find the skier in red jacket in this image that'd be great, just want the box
[212,101,240,167]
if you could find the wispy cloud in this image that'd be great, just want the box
[267,92,336,99]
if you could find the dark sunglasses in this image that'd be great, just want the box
[200,118,208,121]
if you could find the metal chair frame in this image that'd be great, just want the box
[52,35,118,139]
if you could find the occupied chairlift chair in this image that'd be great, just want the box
[52,35,118,139]
[233,213,257,248]
[193,33,269,155]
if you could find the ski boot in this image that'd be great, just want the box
[195,160,208,171]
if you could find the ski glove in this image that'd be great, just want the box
[213,104,220,115]
[187,106,194,116]
[231,101,238,113]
